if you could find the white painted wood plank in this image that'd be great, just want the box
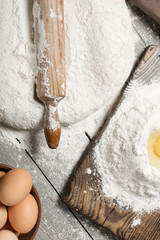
[0,136,91,240]
[24,121,117,240]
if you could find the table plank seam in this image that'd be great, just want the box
[15,138,95,240]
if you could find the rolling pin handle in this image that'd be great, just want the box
[44,104,61,149]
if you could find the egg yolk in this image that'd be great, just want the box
[154,137,160,157]
[147,131,160,171]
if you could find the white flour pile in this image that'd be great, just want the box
[94,83,160,213]
[0,0,42,129]
[0,0,134,130]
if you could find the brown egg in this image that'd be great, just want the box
[0,230,18,240]
[0,168,32,206]
[0,202,7,229]
[1,220,19,236]
[8,194,38,234]
[0,171,6,180]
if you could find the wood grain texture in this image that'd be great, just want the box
[62,45,160,239]
[35,0,65,101]
[131,0,160,25]
[34,0,65,148]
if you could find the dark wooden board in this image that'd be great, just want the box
[62,45,160,239]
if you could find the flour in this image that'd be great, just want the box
[0,0,134,130]
[0,0,44,130]
[131,217,141,227]
[85,168,92,175]
[94,83,160,213]
[44,105,60,131]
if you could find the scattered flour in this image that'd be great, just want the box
[85,168,92,175]
[0,0,134,130]
[131,217,141,227]
[94,82,160,213]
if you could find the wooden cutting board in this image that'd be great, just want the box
[62,45,160,240]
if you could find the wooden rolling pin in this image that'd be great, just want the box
[33,0,65,149]
[131,0,160,25]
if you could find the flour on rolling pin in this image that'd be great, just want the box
[44,105,60,130]
[33,0,66,149]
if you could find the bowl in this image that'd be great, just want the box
[0,164,41,240]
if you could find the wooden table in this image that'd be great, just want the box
[0,3,160,240]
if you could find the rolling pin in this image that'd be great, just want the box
[33,0,65,149]
[131,0,160,25]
